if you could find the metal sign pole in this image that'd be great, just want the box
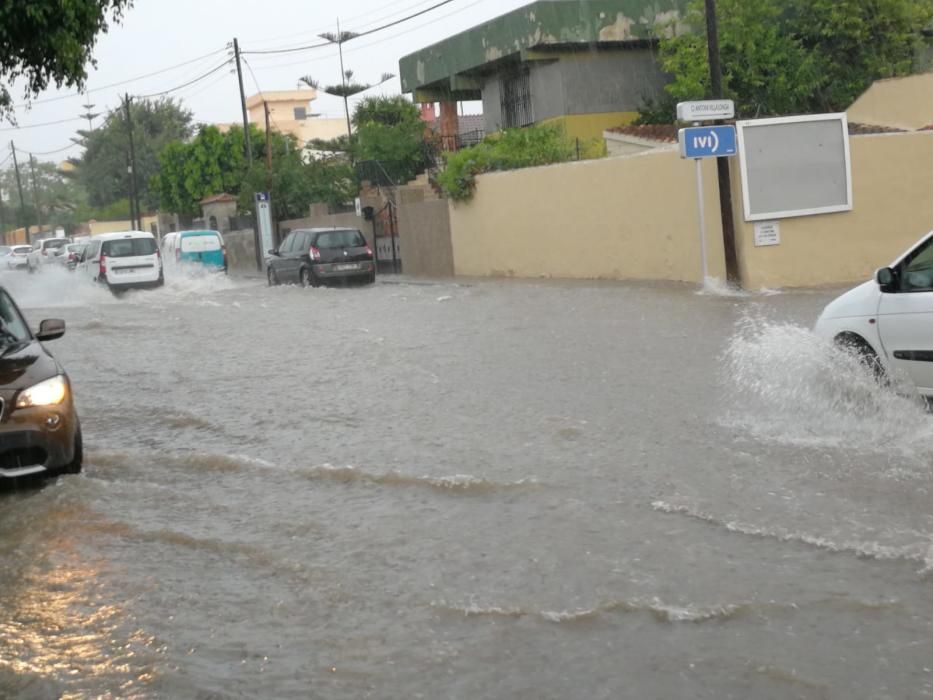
[695,157,708,284]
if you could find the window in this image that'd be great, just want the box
[296,232,312,252]
[209,215,218,230]
[102,237,158,257]
[314,230,366,249]
[0,290,30,343]
[280,232,299,254]
[294,107,307,120]
[500,69,533,129]
[43,239,67,250]
[901,239,933,292]
[181,234,222,253]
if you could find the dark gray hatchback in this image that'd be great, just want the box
[267,228,375,287]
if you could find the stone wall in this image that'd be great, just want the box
[222,229,259,273]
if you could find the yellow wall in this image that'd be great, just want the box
[543,112,638,144]
[449,148,725,284]
[846,73,933,130]
[88,216,159,236]
[734,131,933,289]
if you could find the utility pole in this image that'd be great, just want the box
[704,0,740,286]
[10,142,29,242]
[124,93,141,230]
[264,101,273,190]
[28,155,43,236]
[336,18,352,141]
[233,38,253,165]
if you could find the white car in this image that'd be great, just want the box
[5,245,32,270]
[814,230,933,396]
[77,231,163,292]
[27,237,70,271]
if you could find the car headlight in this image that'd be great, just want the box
[16,375,68,408]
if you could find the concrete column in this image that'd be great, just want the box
[439,101,460,151]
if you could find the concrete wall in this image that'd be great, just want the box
[556,49,666,116]
[529,61,564,123]
[398,199,454,277]
[846,73,933,130]
[482,76,503,133]
[449,148,726,283]
[734,131,933,289]
[222,229,259,273]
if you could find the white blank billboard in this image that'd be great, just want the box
[737,114,853,221]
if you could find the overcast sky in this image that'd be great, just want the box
[3,0,532,162]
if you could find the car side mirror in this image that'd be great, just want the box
[876,267,896,292]
[36,319,65,341]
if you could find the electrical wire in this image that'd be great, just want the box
[24,143,79,156]
[134,60,234,99]
[241,58,284,133]
[0,116,85,133]
[241,0,459,56]
[15,46,230,109]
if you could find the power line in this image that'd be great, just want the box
[0,116,84,133]
[23,143,79,156]
[241,0,460,56]
[134,60,234,100]
[14,46,230,109]
[241,58,284,133]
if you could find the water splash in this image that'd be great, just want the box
[721,314,932,453]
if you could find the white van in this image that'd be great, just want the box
[78,231,163,292]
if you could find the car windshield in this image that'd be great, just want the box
[102,237,157,257]
[181,234,222,253]
[0,289,30,345]
[12,247,31,255]
[43,239,68,250]
[314,230,366,249]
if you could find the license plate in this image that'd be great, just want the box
[335,263,360,271]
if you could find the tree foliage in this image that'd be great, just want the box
[654,0,933,119]
[0,0,132,118]
[352,96,427,184]
[0,161,88,232]
[73,97,192,211]
[435,124,579,202]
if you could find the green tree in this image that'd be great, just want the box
[352,96,427,184]
[73,97,193,212]
[0,0,132,118]
[653,0,933,119]
[0,161,90,232]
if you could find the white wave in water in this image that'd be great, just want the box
[652,500,933,571]
[721,314,933,453]
[301,464,539,494]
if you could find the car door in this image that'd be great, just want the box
[283,232,308,283]
[82,241,101,282]
[877,235,933,393]
[272,232,296,281]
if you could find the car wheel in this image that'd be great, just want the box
[836,333,886,382]
[299,267,312,288]
[62,426,83,474]
[267,267,278,286]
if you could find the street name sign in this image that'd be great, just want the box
[676,99,735,122]
[679,125,737,159]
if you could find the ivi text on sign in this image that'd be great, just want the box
[678,126,738,159]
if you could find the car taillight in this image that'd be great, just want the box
[99,254,106,277]
[365,246,373,257]
[309,246,321,261]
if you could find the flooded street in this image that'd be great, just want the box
[2,269,933,699]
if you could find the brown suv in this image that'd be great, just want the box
[0,285,81,479]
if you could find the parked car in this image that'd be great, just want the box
[6,245,32,271]
[815,230,933,396]
[62,243,87,271]
[0,285,82,478]
[266,228,375,287]
[77,231,163,292]
[165,230,227,274]
[27,237,69,271]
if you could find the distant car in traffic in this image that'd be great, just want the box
[164,230,227,274]
[27,237,69,272]
[62,243,86,271]
[266,228,375,287]
[77,231,163,292]
[6,245,32,271]
[815,230,933,396]
[0,285,82,478]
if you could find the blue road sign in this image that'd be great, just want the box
[254,192,270,202]
[679,125,737,159]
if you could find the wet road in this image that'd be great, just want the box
[2,268,933,699]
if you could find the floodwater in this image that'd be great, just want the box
[2,267,932,699]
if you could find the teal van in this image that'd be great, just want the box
[168,230,227,273]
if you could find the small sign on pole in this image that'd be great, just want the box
[354,197,362,218]
[676,99,735,122]
[754,221,781,247]
[679,125,737,159]
[254,192,274,258]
